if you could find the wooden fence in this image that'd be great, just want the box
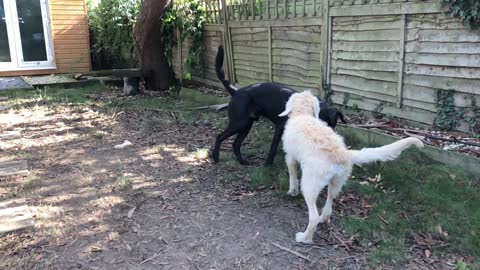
[172,0,480,132]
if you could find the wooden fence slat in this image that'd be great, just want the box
[275,0,279,18]
[268,26,273,82]
[267,0,270,18]
[397,14,406,108]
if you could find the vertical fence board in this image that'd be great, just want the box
[397,14,406,108]
[268,27,273,82]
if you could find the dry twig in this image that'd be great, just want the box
[271,242,311,262]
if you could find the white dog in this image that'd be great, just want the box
[279,91,423,243]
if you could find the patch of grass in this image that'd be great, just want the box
[16,151,32,159]
[0,83,107,107]
[224,109,480,265]
[108,232,121,242]
[341,146,480,264]
[114,175,133,191]
[93,130,107,139]
[192,148,209,160]
[22,176,40,190]
[45,226,67,240]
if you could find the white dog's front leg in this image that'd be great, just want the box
[286,155,299,196]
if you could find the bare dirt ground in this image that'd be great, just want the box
[0,98,369,270]
[1,89,468,270]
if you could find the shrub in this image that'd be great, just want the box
[87,0,141,69]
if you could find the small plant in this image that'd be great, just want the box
[443,0,480,28]
[433,89,462,131]
[114,175,133,191]
[22,176,39,190]
[373,101,385,119]
[93,130,107,139]
[342,93,350,109]
[192,148,209,160]
[108,232,121,242]
[322,80,333,105]
[351,103,360,112]
[463,94,480,134]
[455,261,471,270]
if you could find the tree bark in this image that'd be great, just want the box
[134,0,176,91]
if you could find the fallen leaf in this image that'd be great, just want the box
[127,207,136,219]
[425,249,431,258]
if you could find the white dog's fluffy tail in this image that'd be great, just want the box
[349,137,424,165]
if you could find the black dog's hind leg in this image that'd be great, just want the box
[211,118,253,163]
[211,128,238,163]
[233,120,254,165]
[265,125,285,166]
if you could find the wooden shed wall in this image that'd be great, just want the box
[49,0,91,74]
[0,0,91,76]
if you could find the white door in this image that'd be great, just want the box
[0,0,55,71]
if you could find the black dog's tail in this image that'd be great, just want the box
[215,45,236,96]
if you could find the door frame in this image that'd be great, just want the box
[0,0,55,72]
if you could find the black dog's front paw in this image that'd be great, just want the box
[239,159,253,166]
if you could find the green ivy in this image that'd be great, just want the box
[342,93,350,109]
[433,89,462,130]
[87,0,141,69]
[322,80,333,106]
[443,0,480,28]
[463,94,480,134]
[372,101,385,119]
[162,0,206,80]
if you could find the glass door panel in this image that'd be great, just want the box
[16,0,47,62]
[0,0,12,63]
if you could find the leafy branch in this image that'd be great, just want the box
[443,0,480,28]
[162,0,206,80]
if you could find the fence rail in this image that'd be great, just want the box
[175,0,480,132]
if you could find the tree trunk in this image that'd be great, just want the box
[134,0,176,91]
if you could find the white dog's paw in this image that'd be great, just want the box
[295,232,313,244]
[287,188,299,196]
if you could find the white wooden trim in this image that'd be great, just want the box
[1,0,55,71]
[0,0,18,70]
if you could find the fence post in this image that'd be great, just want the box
[268,26,273,82]
[397,14,407,108]
[319,0,331,95]
[220,0,236,83]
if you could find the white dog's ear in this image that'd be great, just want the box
[279,98,293,117]
[313,99,321,119]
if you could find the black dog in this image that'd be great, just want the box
[211,46,346,165]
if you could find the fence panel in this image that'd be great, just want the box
[173,0,480,132]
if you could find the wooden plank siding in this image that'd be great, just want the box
[329,15,404,116]
[49,0,91,74]
[231,27,270,85]
[271,25,322,90]
[0,0,91,76]
[328,13,480,129]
